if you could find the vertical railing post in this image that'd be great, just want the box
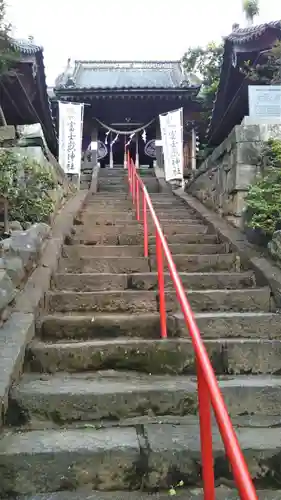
[143,189,148,258]
[136,177,140,221]
[156,231,167,339]
[132,168,135,204]
[197,361,215,500]
[127,154,131,192]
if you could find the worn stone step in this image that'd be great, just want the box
[68,232,219,246]
[98,187,128,192]
[80,173,92,182]
[149,233,218,244]
[40,313,162,340]
[39,311,279,342]
[62,243,227,259]
[11,373,281,426]
[0,427,141,495]
[90,193,129,199]
[59,257,150,274]
[156,223,209,235]
[53,271,256,292]
[26,338,281,375]
[62,245,145,258]
[11,489,281,500]
[80,214,201,226]
[80,182,90,189]
[150,253,239,272]
[1,423,281,494]
[169,311,281,339]
[60,253,238,274]
[75,222,208,236]
[46,288,271,314]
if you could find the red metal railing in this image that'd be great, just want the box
[127,153,258,500]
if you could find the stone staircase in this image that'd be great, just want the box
[1,169,281,498]
[80,159,94,189]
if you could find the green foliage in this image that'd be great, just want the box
[245,139,281,235]
[0,0,19,74]
[0,149,56,227]
[182,41,223,140]
[182,42,223,104]
[242,41,281,84]
[242,0,259,22]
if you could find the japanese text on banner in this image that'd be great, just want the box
[159,108,183,182]
[59,102,84,174]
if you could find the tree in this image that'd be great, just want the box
[242,41,281,84]
[0,0,19,125]
[182,42,224,148]
[242,0,259,26]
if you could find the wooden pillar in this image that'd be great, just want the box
[90,126,98,170]
[135,132,139,169]
[124,135,127,168]
[191,127,197,171]
[109,132,114,168]
[155,118,164,169]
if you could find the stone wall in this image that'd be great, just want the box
[0,124,71,325]
[186,119,281,227]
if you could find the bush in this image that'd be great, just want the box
[0,149,56,230]
[245,139,281,237]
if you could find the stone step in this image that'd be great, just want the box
[150,253,240,272]
[59,254,238,273]
[62,243,227,259]
[26,338,281,375]
[1,422,281,495]
[76,222,209,236]
[80,173,92,182]
[89,193,129,198]
[149,233,219,244]
[40,312,162,340]
[168,311,281,339]
[10,373,281,426]
[46,288,271,314]
[39,311,280,342]
[80,215,201,225]
[62,244,145,258]
[11,489,281,500]
[98,187,128,193]
[80,182,90,189]
[52,271,256,292]
[58,257,150,274]
[82,207,199,219]
[69,231,219,246]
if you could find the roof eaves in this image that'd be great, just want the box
[73,59,182,65]
[226,20,281,44]
[11,38,43,55]
[55,85,201,92]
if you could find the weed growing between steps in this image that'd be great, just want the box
[169,479,184,495]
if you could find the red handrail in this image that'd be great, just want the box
[126,154,258,500]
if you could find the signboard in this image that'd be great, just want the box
[159,108,183,182]
[248,85,281,118]
[59,102,84,174]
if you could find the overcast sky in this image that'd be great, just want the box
[6,0,281,85]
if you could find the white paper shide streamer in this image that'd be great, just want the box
[125,132,135,147]
[160,108,183,183]
[59,102,84,174]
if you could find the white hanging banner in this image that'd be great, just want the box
[59,102,84,174]
[160,108,184,182]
